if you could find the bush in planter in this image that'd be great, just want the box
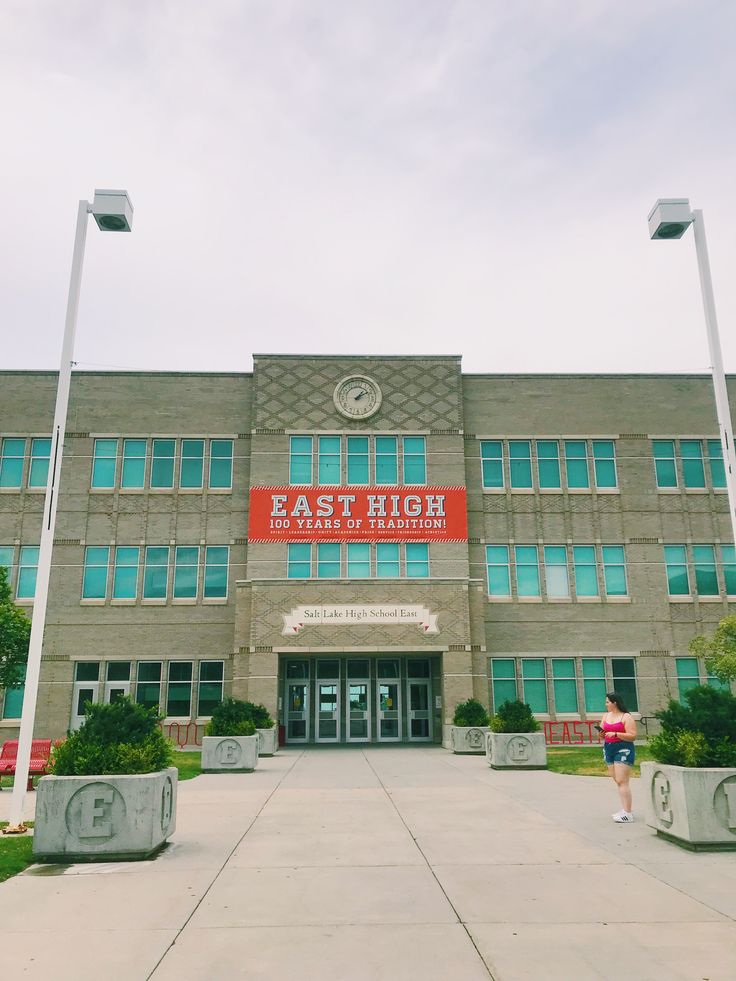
[490,699,540,733]
[245,702,275,729]
[204,698,257,737]
[650,685,736,768]
[453,698,490,727]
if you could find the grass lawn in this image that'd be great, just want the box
[172,750,202,781]
[0,822,35,883]
[547,744,655,778]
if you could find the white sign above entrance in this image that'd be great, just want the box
[282,605,439,636]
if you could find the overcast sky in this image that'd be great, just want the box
[2,1,736,375]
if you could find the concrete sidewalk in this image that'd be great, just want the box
[1,747,734,980]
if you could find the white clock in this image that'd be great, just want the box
[333,375,382,419]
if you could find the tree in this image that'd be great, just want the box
[0,566,30,690]
[689,614,736,684]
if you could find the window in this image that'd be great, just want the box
[664,545,689,596]
[91,438,117,489]
[552,658,578,713]
[82,546,109,600]
[611,658,638,711]
[121,439,146,489]
[582,658,606,712]
[167,661,193,716]
[0,438,25,488]
[318,437,340,484]
[376,543,400,578]
[406,543,429,578]
[572,546,598,597]
[136,662,162,711]
[708,440,726,489]
[403,437,426,484]
[198,661,224,716]
[592,440,617,488]
[287,543,311,578]
[0,546,14,583]
[515,545,540,597]
[602,546,627,597]
[521,658,548,713]
[480,441,504,489]
[537,440,561,489]
[289,436,313,484]
[565,441,589,489]
[486,546,511,597]
[174,546,199,599]
[681,440,706,488]
[544,546,569,598]
[509,440,532,489]
[113,547,139,600]
[675,657,700,701]
[317,542,340,578]
[180,439,204,489]
[151,439,175,489]
[2,664,25,719]
[375,437,398,484]
[28,438,51,489]
[143,546,169,599]
[693,545,718,596]
[209,439,234,489]
[17,546,39,600]
[491,658,517,709]
[722,545,736,596]
[347,437,369,484]
[347,543,370,577]
[204,546,229,598]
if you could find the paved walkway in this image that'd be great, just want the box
[1,748,735,980]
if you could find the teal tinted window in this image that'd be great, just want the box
[75,661,100,681]
[537,441,561,489]
[521,659,548,713]
[0,438,26,488]
[17,546,39,600]
[347,437,369,484]
[602,545,627,596]
[552,658,578,713]
[143,546,169,599]
[317,542,340,578]
[198,661,224,716]
[721,545,736,595]
[0,546,14,580]
[693,544,718,596]
[174,546,199,598]
[288,543,311,578]
[509,441,532,488]
[565,440,589,489]
[204,546,229,598]
[318,437,341,485]
[82,546,109,600]
[406,543,429,578]
[572,546,598,597]
[376,543,399,577]
[135,661,162,711]
[480,441,504,489]
[403,437,426,484]
[681,440,706,489]
[376,437,398,484]
[151,439,175,489]
[2,663,26,719]
[289,436,313,484]
[113,547,139,600]
[91,438,117,489]
[611,658,638,712]
[167,661,193,717]
[209,439,233,489]
[582,658,606,712]
[664,545,689,596]
[544,546,569,598]
[515,545,540,597]
[653,440,677,488]
[180,439,204,489]
[347,543,370,577]
[121,439,146,488]
[592,440,616,488]
[491,658,517,709]
[28,438,51,488]
[675,657,700,701]
[708,439,726,489]
[486,546,511,597]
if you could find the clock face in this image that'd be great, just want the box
[333,375,382,419]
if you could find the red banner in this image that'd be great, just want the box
[248,486,468,542]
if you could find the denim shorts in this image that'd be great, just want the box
[603,741,635,766]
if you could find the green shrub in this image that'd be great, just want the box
[651,685,736,768]
[453,698,490,727]
[490,699,540,733]
[204,698,258,737]
[245,702,275,729]
[51,698,172,776]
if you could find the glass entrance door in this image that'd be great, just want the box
[407,680,432,741]
[104,661,131,704]
[286,682,309,743]
[315,658,340,743]
[346,659,370,742]
[70,661,100,730]
[377,682,401,741]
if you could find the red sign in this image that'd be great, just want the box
[248,486,468,542]
[542,721,606,746]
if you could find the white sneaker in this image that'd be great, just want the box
[611,810,624,820]
[613,812,634,823]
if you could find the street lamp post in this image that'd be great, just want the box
[648,198,736,551]
[5,190,133,833]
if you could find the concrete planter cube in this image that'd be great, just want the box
[486,731,547,769]
[451,726,490,754]
[641,762,736,851]
[202,735,258,773]
[33,768,177,863]
[257,727,278,756]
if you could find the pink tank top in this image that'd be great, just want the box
[602,718,627,742]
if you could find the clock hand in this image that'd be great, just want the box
[354,390,366,401]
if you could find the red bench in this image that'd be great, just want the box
[0,739,53,790]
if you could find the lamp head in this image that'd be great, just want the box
[90,189,133,232]
[648,198,692,240]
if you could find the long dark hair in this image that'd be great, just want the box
[606,691,628,713]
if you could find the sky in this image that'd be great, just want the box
[2,0,736,375]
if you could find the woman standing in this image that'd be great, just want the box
[600,691,637,822]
